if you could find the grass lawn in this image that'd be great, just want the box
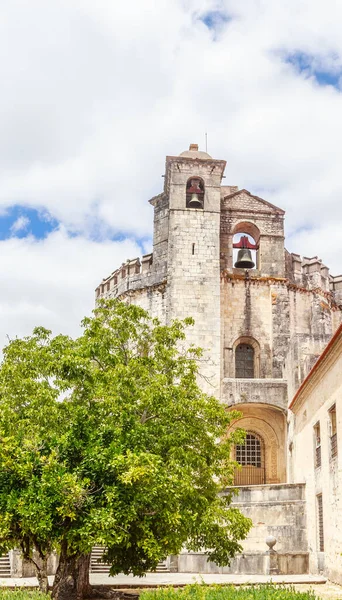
[140,585,318,600]
[0,592,49,599]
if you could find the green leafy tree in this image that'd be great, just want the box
[0,300,251,600]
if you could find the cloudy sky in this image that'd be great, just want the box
[1,0,342,347]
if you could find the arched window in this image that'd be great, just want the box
[186,177,204,209]
[235,343,254,378]
[235,432,265,485]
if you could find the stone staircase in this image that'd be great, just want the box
[177,484,309,575]
[90,547,169,573]
[90,547,109,573]
[0,554,11,577]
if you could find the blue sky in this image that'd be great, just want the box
[200,10,231,32]
[0,206,59,240]
[1,0,342,348]
[285,51,342,89]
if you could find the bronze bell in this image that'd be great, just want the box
[235,248,255,269]
[188,193,203,209]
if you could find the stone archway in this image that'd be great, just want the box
[229,408,286,484]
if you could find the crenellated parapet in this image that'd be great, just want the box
[330,274,342,305]
[286,251,342,301]
[95,252,165,301]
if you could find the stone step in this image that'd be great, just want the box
[228,483,306,503]
[0,554,11,577]
[90,547,169,573]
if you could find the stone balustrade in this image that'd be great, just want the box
[222,378,288,412]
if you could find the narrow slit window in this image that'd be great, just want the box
[192,243,195,255]
[317,494,324,551]
[314,422,321,468]
[329,404,337,459]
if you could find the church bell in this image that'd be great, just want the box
[188,193,203,209]
[234,248,255,269]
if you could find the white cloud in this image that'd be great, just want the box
[1,0,342,347]
[10,215,30,233]
[0,230,141,349]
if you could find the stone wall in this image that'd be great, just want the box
[229,484,308,553]
[290,328,342,584]
[222,379,287,412]
[176,483,308,574]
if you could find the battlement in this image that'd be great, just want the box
[95,252,166,300]
[286,252,342,299]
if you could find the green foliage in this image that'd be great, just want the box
[0,299,250,577]
[140,584,317,600]
[0,591,49,600]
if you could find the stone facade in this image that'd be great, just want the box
[289,323,342,584]
[97,143,342,486]
[95,143,342,579]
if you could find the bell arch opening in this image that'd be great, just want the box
[186,177,204,209]
[234,431,266,485]
[232,222,260,270]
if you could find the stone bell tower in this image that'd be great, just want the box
[164,144,226,396]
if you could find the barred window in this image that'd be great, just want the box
[236,433,262,468]
[329,405,337,459]
[235,344,254,378]
[314,422,321,468]
[317,494,324,552]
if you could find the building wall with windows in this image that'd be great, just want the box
[96,143,342,489]
[289,323,342,583]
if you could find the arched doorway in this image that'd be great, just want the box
[234,431,266,485]
[229,407,286,484]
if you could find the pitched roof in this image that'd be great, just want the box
[223,188,285,215]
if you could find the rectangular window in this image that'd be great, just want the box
[314,422,321,468]
[329,404,338,459]
[317,494,324,551]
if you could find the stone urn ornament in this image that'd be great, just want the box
[266,535,277,552]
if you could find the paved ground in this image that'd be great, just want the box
[2,572,342,599]
[293,583,342,599]
[0,572,328,588]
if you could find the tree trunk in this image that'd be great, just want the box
[52,541,92,600]
[36,556,49,594]
[76,553,92,599]
[25,554,49,595]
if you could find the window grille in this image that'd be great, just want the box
[314,422,321,468]
[329,405,338,459]
[234,432,265,485]
[317,494,324,552]
[235,344,254,378]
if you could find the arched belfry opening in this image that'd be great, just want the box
[186,177,204,209]
[232,222,260,270]
[234,431,266,485]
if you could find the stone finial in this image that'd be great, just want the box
[266,535,277,552]
[142,253,153,273]
[189,143,199,151]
